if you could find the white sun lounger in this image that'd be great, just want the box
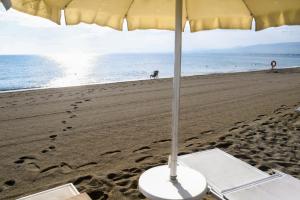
[179,148,300,200]
[296,107,300,113]
[17,183,80,200]
[224,171,300,200]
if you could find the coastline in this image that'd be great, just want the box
[1,66,299,94]
[0,68,300,200]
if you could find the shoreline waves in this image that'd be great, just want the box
[1,53,300,91]
[0,67,299,94]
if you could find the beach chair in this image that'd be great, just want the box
[16,183,91,200]
[150,70,159,79]
[179,148,300,200]
[223,171,300,200]
[296,107,300,113]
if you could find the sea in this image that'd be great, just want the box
[0,53,300,92]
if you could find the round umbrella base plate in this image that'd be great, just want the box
[138,165,207,200]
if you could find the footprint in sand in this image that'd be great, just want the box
[261,121,271,126]
[14,156,40,172]
[70,114,77,119]
[268,124,275,128]
[88,191,108,200]
[159,159,168,164]
[107,172,136,182]
[258,165,271,172]
[228,127,239,132]
[14,156,36,164]
[115,180,130,187]
[26,163,40,172]
[106,173,118,180]
[185,136,199,142]
[215,141,233,149]
[63,126,72,132]
[41,149,49,154]
[40,162,72,174]
[234,121,245,126]
[14,159,24,164]
[185,144,194,147]
[152,139,171,144]
[4,180,16,187]
[200,130,215,135]
[41,145,56,154]
[0,179,16,192]
[133,146,151,153]
[76,162,97,170]
[101,150,121,156]
[49,145,56,150]
[209,141,216,146]
[135,156,153,163]
[40,165,59,173]
[273,106,289,114]
[49,135,57,140]
[73,175,94,186]
[218,136,227,141]
[122,168,142,174]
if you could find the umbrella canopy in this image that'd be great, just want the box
[6,0,300,31]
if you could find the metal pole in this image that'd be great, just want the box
[170,0,182,181]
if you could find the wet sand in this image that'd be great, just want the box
[0,68,300,200]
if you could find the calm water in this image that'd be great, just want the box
[0,53,300,91]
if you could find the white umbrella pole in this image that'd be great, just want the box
[170,0,182,181]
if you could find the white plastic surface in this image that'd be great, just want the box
[139,165,207,200]
[17,183,79,200]
[225,174,300,200]
[179,148,269,194]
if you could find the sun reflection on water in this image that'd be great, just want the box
[46,54,96,88]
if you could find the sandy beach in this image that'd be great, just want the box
[0,68,300,200]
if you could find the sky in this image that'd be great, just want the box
[1,6,300,55]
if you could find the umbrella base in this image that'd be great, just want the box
[138,165,207,200]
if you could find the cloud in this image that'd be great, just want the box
[0,8,58,28]
[0,7,300,55]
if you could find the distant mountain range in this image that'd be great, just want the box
[203,42,300,54]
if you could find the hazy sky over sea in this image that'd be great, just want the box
[1,6,300,55]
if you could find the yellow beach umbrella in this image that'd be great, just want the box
[2,0,300,199]
[3,0,300,31]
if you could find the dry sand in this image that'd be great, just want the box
[0,68,300,200]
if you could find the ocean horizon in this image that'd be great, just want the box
[0,52,300,92]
